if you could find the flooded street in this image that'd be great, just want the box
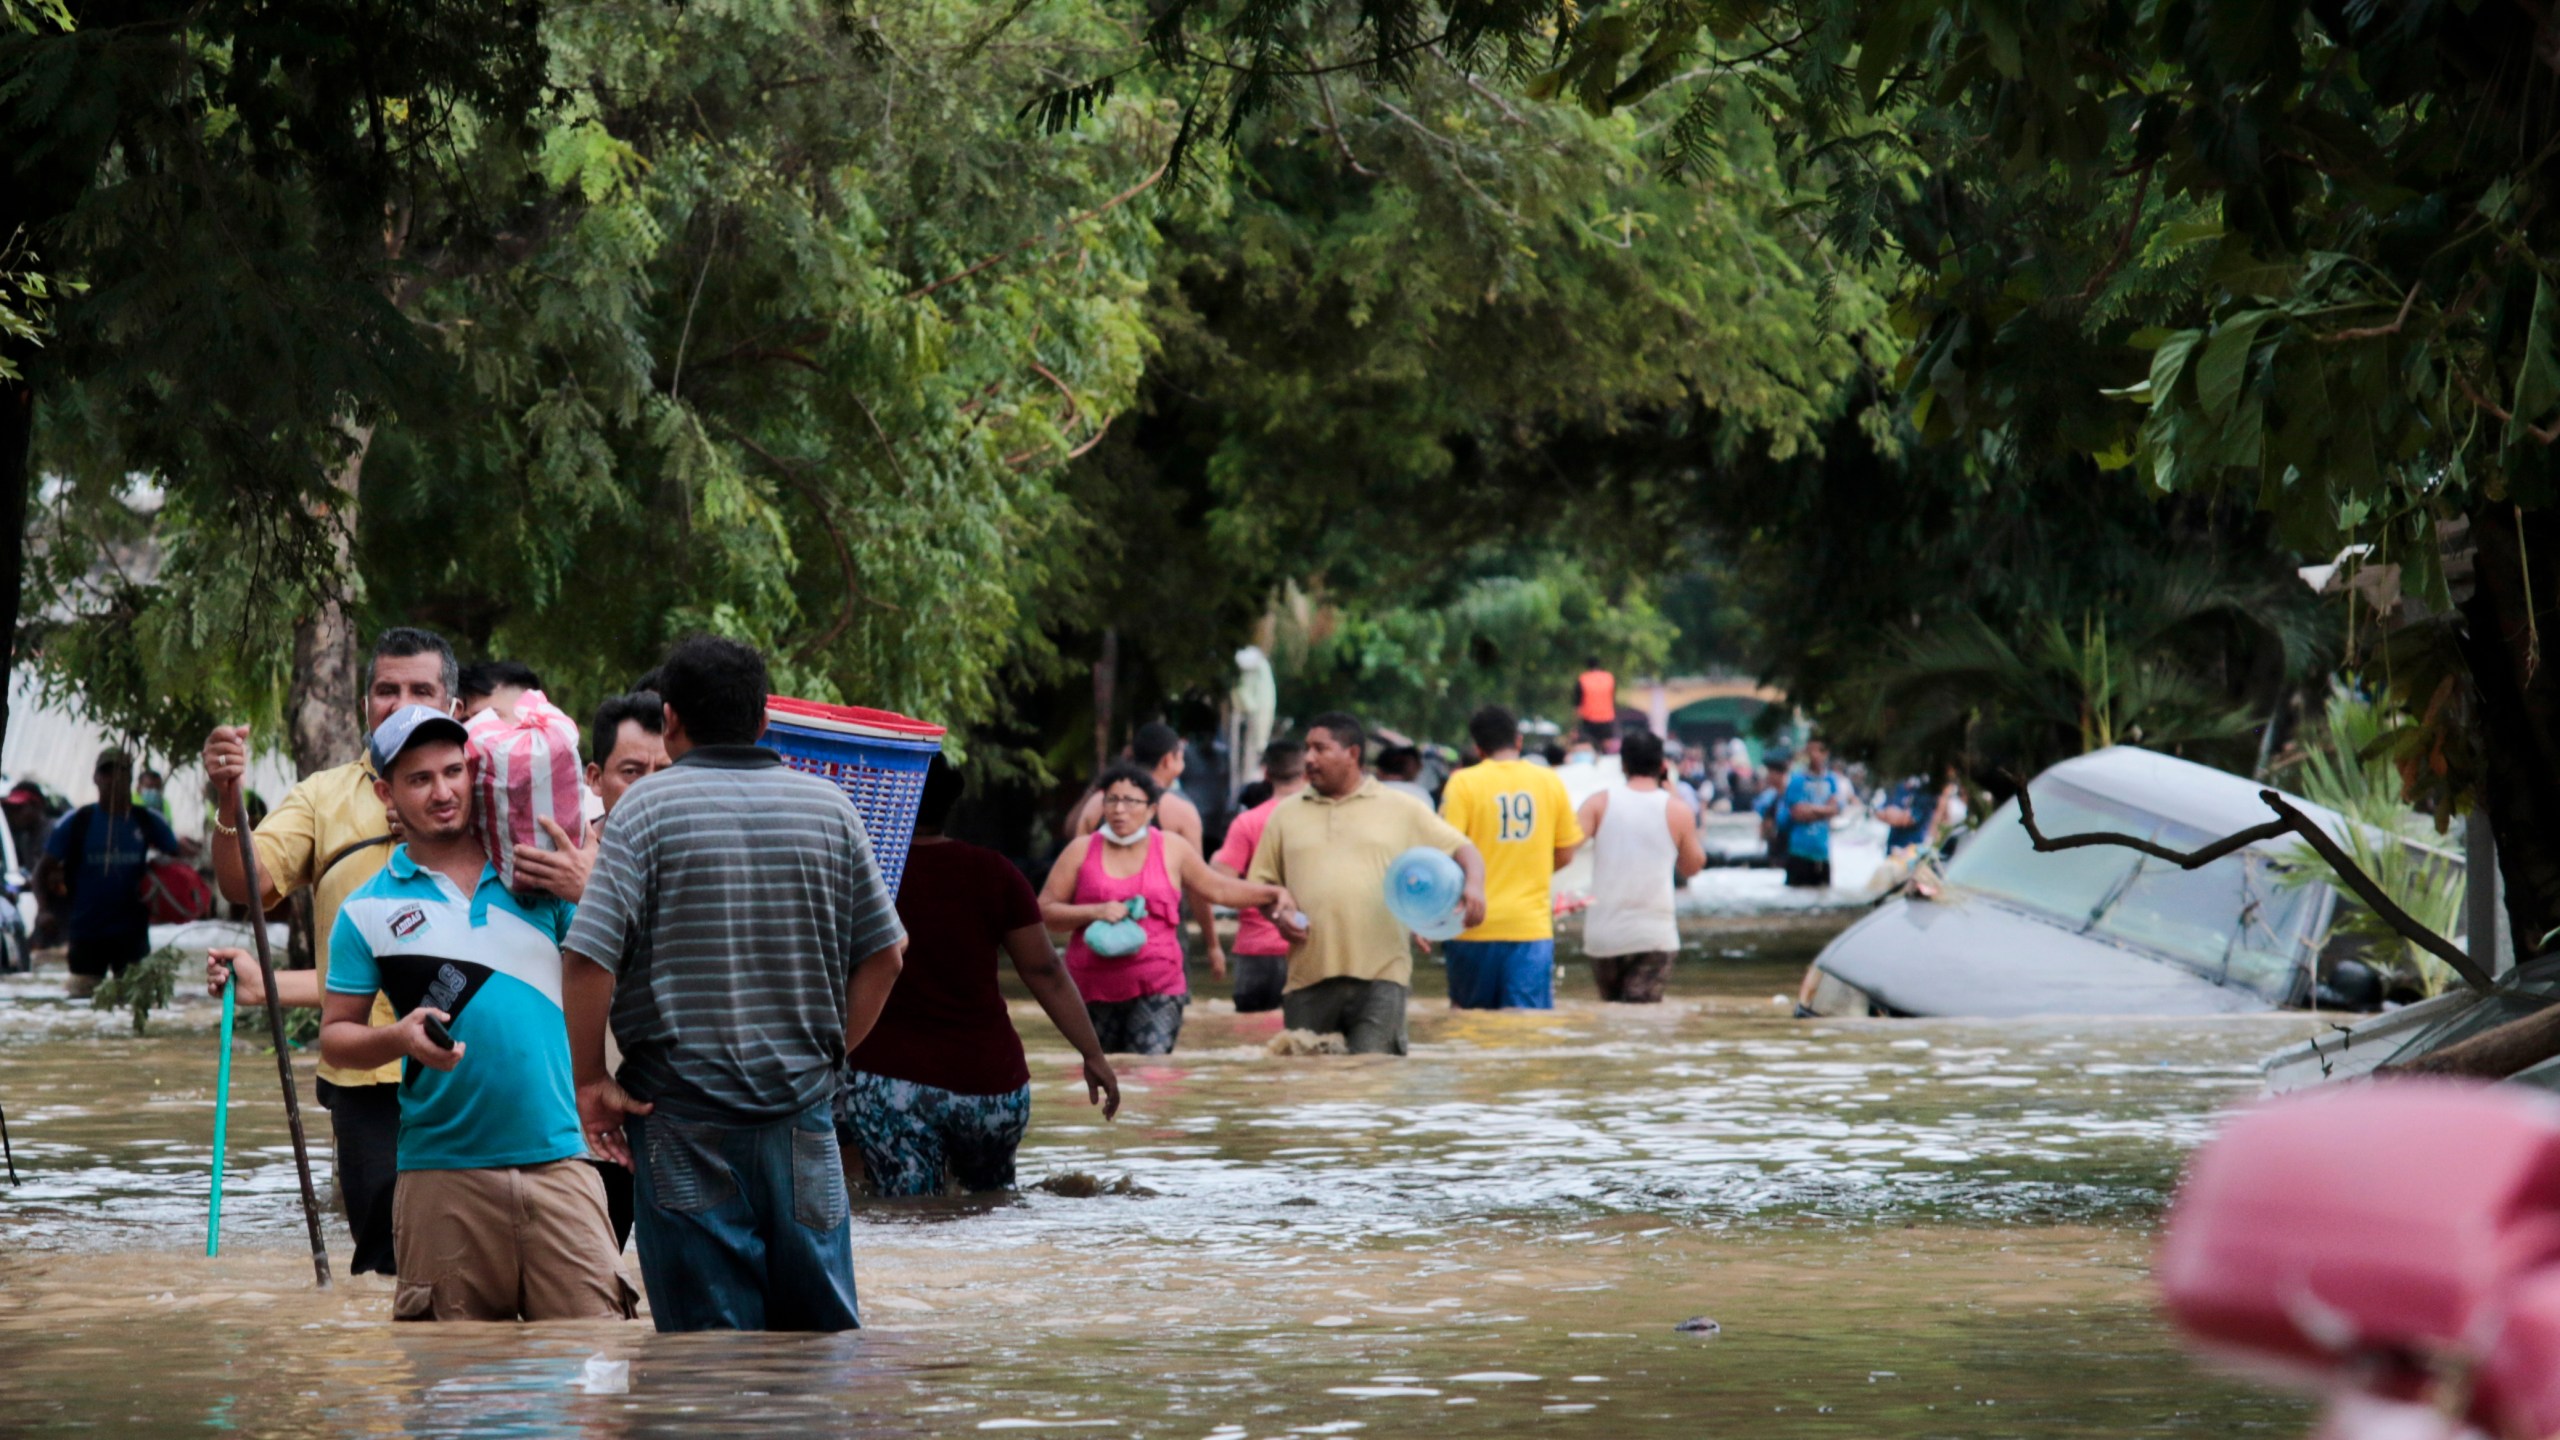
[0,916,2322,1437]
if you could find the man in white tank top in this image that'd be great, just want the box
[1573,729,1705,1002]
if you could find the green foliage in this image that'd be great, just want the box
[348,0,1169,759]
[1051,25,1888,743]
[0,229,73,382]
[1275,549,1674,738]
[1,0,70,34]
[2287,686,2437,840]
[90,944,179,1035]
[1846,561,2305,778]
[13,0,1171,773]
[2282,687,2467,995]
[4,0,551,759]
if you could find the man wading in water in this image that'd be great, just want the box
[1575,728,1705,1003]
[201,626,460,1278]
[564,635,906,1333]
[1437,705,1583,1011]
[231,706,634,1320]
[1248,713,1486,1055]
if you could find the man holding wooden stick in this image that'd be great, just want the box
[201,626,458,1277]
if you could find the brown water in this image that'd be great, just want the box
[0,917,2321,1437]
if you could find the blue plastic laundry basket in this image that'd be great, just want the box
[762,697,945,898]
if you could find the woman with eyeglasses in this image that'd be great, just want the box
[1040,762,1296,1055]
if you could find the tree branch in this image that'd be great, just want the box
[1314,71,1380,176]
[2456,370,2560,444]
[2010,779,2490,991]
[2316,281,2422,344]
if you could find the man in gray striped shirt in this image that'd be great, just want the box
[564,635,907,1333]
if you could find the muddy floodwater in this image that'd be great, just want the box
[0,915,2323,1437]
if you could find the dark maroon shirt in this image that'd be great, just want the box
[848,839,1040,1096]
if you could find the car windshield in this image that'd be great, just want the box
[1945,781,2321,1001]
[1942,785,2143,923]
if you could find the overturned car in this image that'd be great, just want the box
[1801,746,2458,1019]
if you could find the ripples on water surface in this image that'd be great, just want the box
[0,916,2321,1437]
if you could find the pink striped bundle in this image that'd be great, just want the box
[465,690,588,890]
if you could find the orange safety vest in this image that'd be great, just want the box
[1576,669,1617,723]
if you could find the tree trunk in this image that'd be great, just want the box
[286,425,374,779]
[2462,500,2560,965]
[0,378,29,768]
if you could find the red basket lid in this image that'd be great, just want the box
[767,695,946,740]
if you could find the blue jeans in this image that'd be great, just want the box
[626,1102,858,1333]
[1444,939,1556,1009]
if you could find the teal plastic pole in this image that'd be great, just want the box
[207,978,235,1257]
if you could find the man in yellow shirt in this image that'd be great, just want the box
[1249,713,1485,1055]
[198,626,457,1276]
[1438,705,1584,1010]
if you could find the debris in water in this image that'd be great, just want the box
[1032,1171,1158,1198]
[1675,1316,1721,1336]
[578,1356,629,1394]
[1267,1028,1349,1056]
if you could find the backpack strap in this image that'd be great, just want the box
[317,833,393,884]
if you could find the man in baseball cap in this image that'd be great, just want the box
[249,701,631,1320]
[365,704,470,779]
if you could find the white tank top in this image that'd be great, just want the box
[1583,785,1680,958]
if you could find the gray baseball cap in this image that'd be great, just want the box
[367,705,470,777]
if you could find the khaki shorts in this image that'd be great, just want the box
[393,1159,638,1322]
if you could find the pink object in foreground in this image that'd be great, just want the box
[465,690,588,890]
[2157,1081,2560,1439]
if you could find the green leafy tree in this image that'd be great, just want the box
[5,0,550,768]
[1042,22,1885,758]
[355,0,1169,750]
[1107,2,2560,959]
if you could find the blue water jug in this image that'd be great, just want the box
[1383,846,1466,940]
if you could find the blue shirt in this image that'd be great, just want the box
[326,847,582,1172]
[45,805,180,941]
[1781,772,1852,862]
[1882,778,1933,851]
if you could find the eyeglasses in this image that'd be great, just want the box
[1099,794,1151,810]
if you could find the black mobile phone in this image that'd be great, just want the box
[421,1014,456,1051]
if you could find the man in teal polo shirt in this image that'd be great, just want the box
[317,705,633,1322]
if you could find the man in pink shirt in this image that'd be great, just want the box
[1210,741,1307,1012]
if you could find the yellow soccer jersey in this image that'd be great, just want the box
[1439,759,1583,941]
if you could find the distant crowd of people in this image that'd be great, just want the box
[14,625,1977,1340]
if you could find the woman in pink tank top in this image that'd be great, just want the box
[1040,762,1298,1055]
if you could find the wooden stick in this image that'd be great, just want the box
[228,789,332,1287]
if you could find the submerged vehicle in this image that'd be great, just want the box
[1802,746,2457,1019]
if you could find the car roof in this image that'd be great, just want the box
[2041,746,2351,847]
[2041,745,2463,866]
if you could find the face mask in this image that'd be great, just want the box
[1102,818,1153,845]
